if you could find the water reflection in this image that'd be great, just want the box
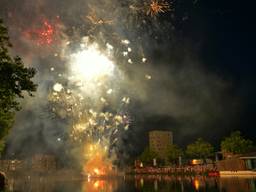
[82,178,118,192]
[6,175,256,192]
[219,177,256,192]
[133,175,219,192]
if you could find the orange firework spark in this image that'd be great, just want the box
[83,143,114,177]
[86,9,113,25]
[147,0,171,17]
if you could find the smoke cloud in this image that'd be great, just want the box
[0,0,239,165]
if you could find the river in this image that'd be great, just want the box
[5,175,256,192]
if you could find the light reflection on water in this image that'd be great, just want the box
[6,175,256,192]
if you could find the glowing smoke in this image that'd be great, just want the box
[0,0,239,169]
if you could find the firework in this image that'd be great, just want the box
[23,17,61,46]
[128,0,171,18]
[46,40,133,174]
[48,88,82,120]
[83,142,113,177]
[53,83,63,92]
[70,44,115,81]
[40,20,54,44]
[86,9,113,25]
[1,0,177,177]
[121,39,130,45]
[147,0,171,17]
[145,74,152,80]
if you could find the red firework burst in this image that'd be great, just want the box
[23,17,61,46]
[39,20,54,45]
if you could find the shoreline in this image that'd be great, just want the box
[219,171,256,177]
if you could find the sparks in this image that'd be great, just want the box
[86,9,113,25]
[147,0,171,17]
[40,20,54,44]
[23,18,60,46]
[53,83,63,92]
[70,44,115,81]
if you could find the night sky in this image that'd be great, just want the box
[178,0,255,141]
[0,0,255,161]
[127,0,256,151]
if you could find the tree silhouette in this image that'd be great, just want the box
[0,19,37,153]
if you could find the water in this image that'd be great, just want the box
[6,175,256,192]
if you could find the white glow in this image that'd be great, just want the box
[142,58,147,63]
[71,46,114,81]
[121,39,130,45]
[53,83,63,92]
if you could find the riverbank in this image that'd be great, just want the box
[220,171,256,177]
[127,165,219,176]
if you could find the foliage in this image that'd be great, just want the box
[167,144,183,164]
[0,19,37,152]
[0,19,37,111]
[221,131,253,154]
[186,138,214,159]
[138,147,158,165]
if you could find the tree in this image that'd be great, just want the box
[0,19,37,152]
[138,147,158,166]
[167,144,183,164]
[186,138,214,159]
[221,131,253,154]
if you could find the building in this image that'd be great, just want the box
[240,152,256,170]
[0,160,26,172]
[149,130,173,160]
[31,154,57,172]
[217,152,256,176]
[0,154,57,172]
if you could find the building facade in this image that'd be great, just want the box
[149,130,173,160]
[31,154,57,172]
[0,154,57,172]
[217,152,256,172]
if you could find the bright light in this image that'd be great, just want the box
[94,181,100,188]
[194,179,200,190]
[71,45,114,81]
[94,168,100,175]
[53,83,63,92]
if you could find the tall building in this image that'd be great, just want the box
[149,130,173,159]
